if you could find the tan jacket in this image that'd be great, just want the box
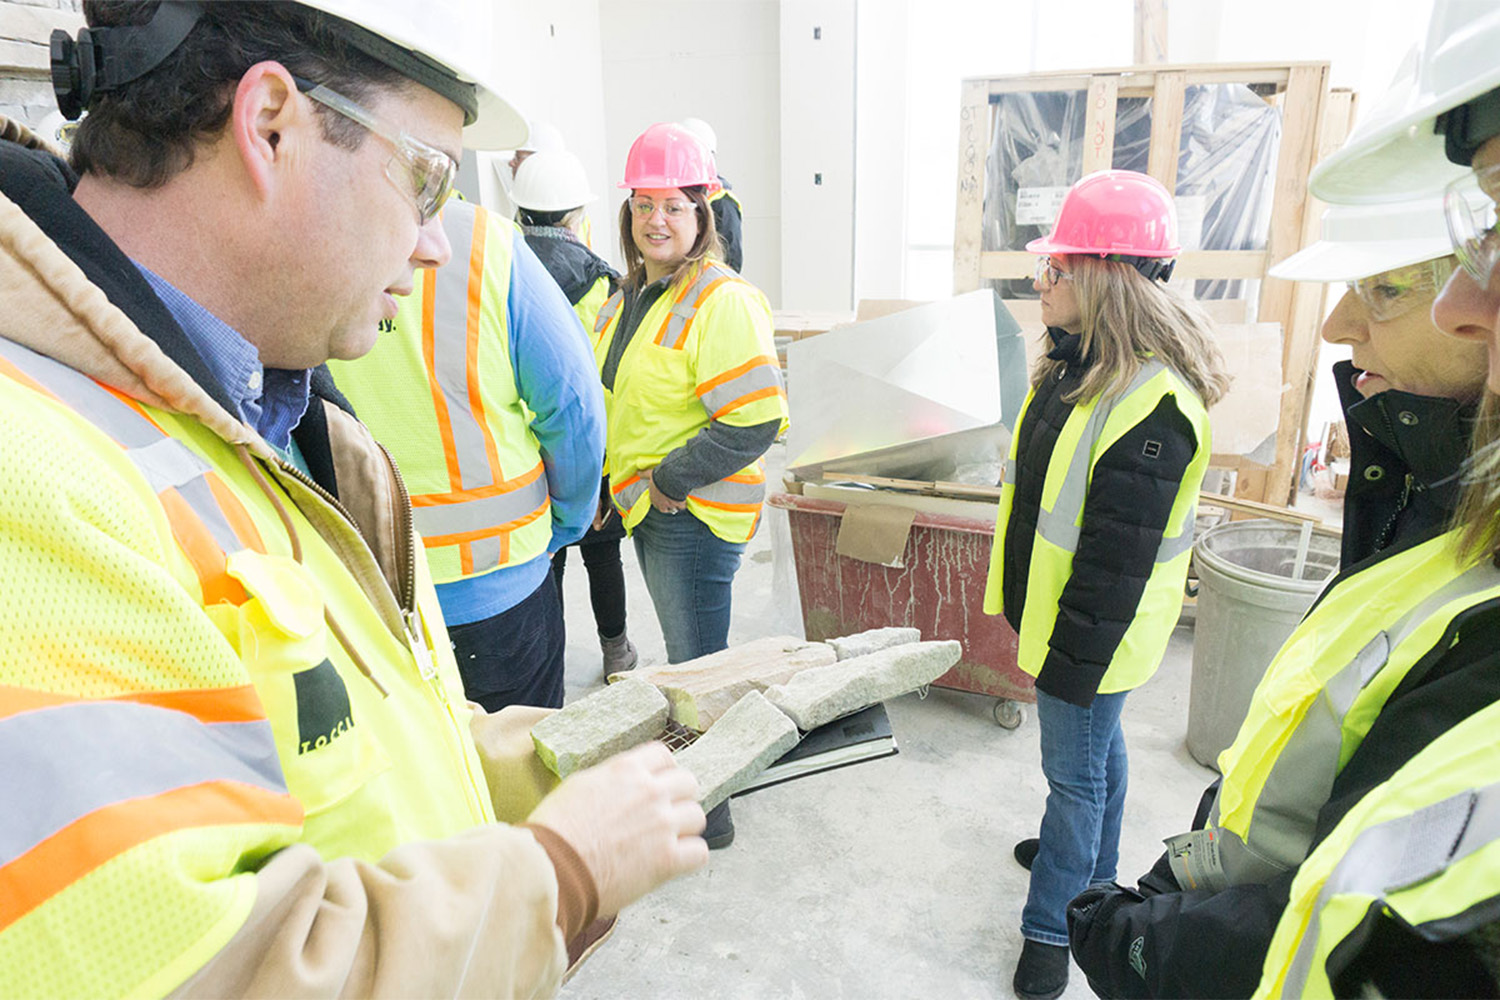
[0,117,583,998]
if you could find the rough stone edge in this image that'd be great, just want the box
[673,691,799,812]
[764,639,962,731]
[530,677,669,777]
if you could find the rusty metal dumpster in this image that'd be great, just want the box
[767,492,1032,727]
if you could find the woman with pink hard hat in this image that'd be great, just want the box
[982,169,1229,999]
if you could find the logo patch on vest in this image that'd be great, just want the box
[293,658,355,755]
[1142,439,1162,459]
[1129,935,1147,980]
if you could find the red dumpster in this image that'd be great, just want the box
[767,492,1032,724]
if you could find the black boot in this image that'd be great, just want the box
[703,799,734,850]
[1013,837,1040,871]
[1013,939,1069,1000]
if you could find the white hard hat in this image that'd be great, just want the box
[1310,0,1500,204]
[1268,197,1465,281]
[511,149,597,212]
[518,119,567,154]
[302,0,527,150]
[679,117,718,155]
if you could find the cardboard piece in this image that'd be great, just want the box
[834,503,916,568]
[1206,322,1284,462]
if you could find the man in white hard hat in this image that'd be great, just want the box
[0,2,705,996]
[680,116,745,272]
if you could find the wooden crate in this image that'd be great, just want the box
[953,62,1357,507]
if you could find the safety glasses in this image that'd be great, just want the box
[628,196,695,221]
[296,77,457,225]
[1445,164,1500,290]
[1034,255,1074,288]
[1346,258,1454,323]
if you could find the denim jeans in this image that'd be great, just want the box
[631,508,746,663]
[1021,688,1129,946]
[446,572,566,711]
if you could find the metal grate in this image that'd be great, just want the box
[659,719,701,752]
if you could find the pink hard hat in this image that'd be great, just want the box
[1026,170,1181,258]
[619,122,718,189]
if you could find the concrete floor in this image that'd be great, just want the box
[556,441,1216,999]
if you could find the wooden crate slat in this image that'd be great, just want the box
[1082,75,1120,174]
[952,79,989,295]
[980,249,1268,281]
[1147,71,1187,191]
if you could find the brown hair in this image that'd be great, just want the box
[617,185,722,291]
[1032,254,1232,408]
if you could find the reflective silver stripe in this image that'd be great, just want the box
[0,701,287,866]
[1213,558,1500,884]
[411,470,550,538]
[1034,360,1188,565]
[431,203,501,493]
[699,361,783,417]
[1003,458,1017,485]
[0,337,253,554]
[691,477,765,507]
[1281,782,1500,996]
[595,291,623,335]
[613,477,648,511]
[659,264,736,350]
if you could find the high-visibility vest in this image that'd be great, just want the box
[593,261,787,544]
[1255,700,1500,998]
[708,185,743,213]
[1171,530,1500,891]
[331,200,552,584]
[574,274,612,336]
[983,359,1211,693]
[0,336,492,995]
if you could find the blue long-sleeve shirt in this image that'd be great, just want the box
[434,236,605,625]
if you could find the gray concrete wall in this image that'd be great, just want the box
[0,0,81,129]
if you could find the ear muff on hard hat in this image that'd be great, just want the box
[1027,169,1180,282]
[50,1,204,120]
[619,122,717,189]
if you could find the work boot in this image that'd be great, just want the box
[1013,939,1069,1000]
[600,631,638,675]
[1013,837,1040,871]
[703,800,735,850]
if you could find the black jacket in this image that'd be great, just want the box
[711,178,743,273]
[520,226,619,307]
[1067,366,1494,999]
[1002,329,1198,707]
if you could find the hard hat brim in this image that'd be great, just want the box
[1025,235,1181,258]
[464,89,530,151]
[1268,236,1455,282]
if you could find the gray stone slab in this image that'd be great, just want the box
[764,640,961,731]
[531,678,669,777]
[827,626,922,661]
[673,691,799,812]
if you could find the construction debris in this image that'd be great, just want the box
[828,626,920,661]
[530,677,669,777]
[765,640,962,731]
[672,691,800,811]
[616,635,836,731]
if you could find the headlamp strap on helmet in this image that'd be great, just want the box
[50,1,204,120]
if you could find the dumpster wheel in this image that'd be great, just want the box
[992,698,1025,730]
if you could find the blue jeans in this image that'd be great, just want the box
[631,508,746,664]
[1021,688,1129,946]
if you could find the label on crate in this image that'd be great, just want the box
[1015,186,1070,226]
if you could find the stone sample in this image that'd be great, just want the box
[673,691,800,812]
[615,635,836,731]
[764,640,962,731]
[827,626,921,661]
[531,677,669,777]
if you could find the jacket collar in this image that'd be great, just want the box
[1334,359,1473,492]
[1045,326,1087,366]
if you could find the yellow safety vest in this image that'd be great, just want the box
[574,273,612,336]
[709,186,743,213]
[330,200,552,584]
[983,359,1211,693]
[593,261,787,544]
[1255,699,1500,998]
[0,336,493,996]
[1170,530,1500,891]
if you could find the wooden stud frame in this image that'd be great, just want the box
[953,62,1355,506]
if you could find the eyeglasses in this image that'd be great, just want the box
[1346,258,1454,323]
[629,196,695,220]
[295,77,457,225]
[1034,256,1074,288]
[1445,164,1500,290]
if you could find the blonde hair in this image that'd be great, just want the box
[1454,391,1500,566]
[1032,255,1231,408]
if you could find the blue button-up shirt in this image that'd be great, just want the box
[135,263,312,452]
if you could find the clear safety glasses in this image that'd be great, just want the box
[296,77,457,225]
[1034,255,1074,288]
[1346,258,1455,323]
[628,196,695,221]
[1445,164,1500,290]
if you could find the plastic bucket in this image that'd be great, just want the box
[1187,519,1341,769]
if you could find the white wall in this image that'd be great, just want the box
[599,1,782,301]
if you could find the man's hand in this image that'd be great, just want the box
[592,490,617,531]
[527,742,707,917]
[641,468,687,515]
